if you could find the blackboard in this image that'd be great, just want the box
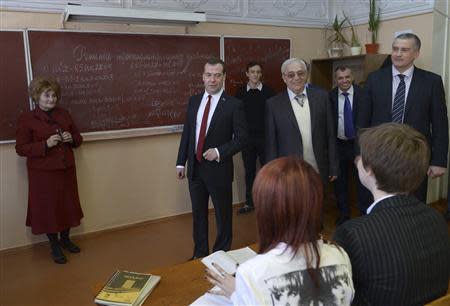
[0,31,30,142]
[28,31,220,134]
[224,37,291,96]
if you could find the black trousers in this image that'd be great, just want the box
[334,139,372,216]
[241,136,265,207]
[188,161,233,258]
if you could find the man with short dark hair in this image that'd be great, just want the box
[329,66,370,224]
[358,33,448,203]
[265,58,337,183]
[235,62,274,214]
[334,123,450,305]
[176,58,248,259]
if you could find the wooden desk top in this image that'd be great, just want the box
[145,259,210,306]
[95,245,258,306]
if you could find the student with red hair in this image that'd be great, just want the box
[203,156,354,305]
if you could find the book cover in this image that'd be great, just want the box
[95,271,160,306]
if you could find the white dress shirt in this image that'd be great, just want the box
[246,82,263,91]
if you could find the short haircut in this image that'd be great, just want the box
[334,65,351,73]
[394,33,421,50]
[359,123,430,194]
[281,58,308,74]
[246,61,262,71]
[205,57,226,73]
[253,156,323,285]
[28,77,61,103]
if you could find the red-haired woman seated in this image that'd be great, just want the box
[205,157,354,305]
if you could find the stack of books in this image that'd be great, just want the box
[95,271,161,306]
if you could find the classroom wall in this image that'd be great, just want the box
[0,10,437,250]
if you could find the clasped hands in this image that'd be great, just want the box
[46,131,73,148]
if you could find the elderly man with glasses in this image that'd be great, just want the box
[265,58,338,183]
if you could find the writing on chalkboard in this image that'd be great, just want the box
[29,31,221,133]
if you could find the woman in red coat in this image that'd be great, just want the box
[16,77,83,264]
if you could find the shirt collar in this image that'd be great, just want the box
[247,82,263,91]
[203,88,224,102]
[366,194,396,214]
[287,87,307,101]
[392,65,414,79]
[338,85,354,96]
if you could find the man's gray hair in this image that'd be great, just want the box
[281,58,308,74]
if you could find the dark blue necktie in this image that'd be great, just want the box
[392,74,406,123]
[342,92,355,139]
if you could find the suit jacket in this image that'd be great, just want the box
[334,195,450,305]
[329,84,364,137]
[176,92,248,183]
[265,88,338,181]
[16,106,83,170]
[357,66,448,167]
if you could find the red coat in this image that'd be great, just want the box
[16,106,84,234]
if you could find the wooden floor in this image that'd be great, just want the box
[1,197,448,306]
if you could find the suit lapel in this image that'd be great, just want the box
[404,67,420,119]
[206,92,226,138]
[307,88,317,134]
[352,86,359,122]
[381,68,394,119]
[280,91,301,135]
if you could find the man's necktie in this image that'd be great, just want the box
[392,74,406,123]
[342,92,355,139]
[196,95,211,162]
[294,93,306,107]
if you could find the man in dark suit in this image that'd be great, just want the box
[176,58,248,259]
[334,123,450,305]
[329,66,371,224]
[358,33,448,203]
[235,62,275,214]
[266,58,337,183]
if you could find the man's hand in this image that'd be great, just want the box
[203,148,218,161]
[329,176,337,182]
[176,167,185,179]
[427,166,446,178]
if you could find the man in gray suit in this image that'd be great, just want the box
[265,58,337,182]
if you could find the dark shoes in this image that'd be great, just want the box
[50,245,67,264]
[335,215,350,226]
[60,239,81,253]
[238,205,255,214]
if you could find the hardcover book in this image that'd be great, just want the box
[95,271,161,306]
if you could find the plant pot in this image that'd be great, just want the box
[365,43,379,54]
[328,47,343,58]
[350,46,362,55]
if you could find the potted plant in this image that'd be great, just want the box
[344,12,362,55]
[366,0,380,54]
[326,15,349,57]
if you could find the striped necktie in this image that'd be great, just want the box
[392,74,406,123]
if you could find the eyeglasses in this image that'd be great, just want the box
[284,71,307,79]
